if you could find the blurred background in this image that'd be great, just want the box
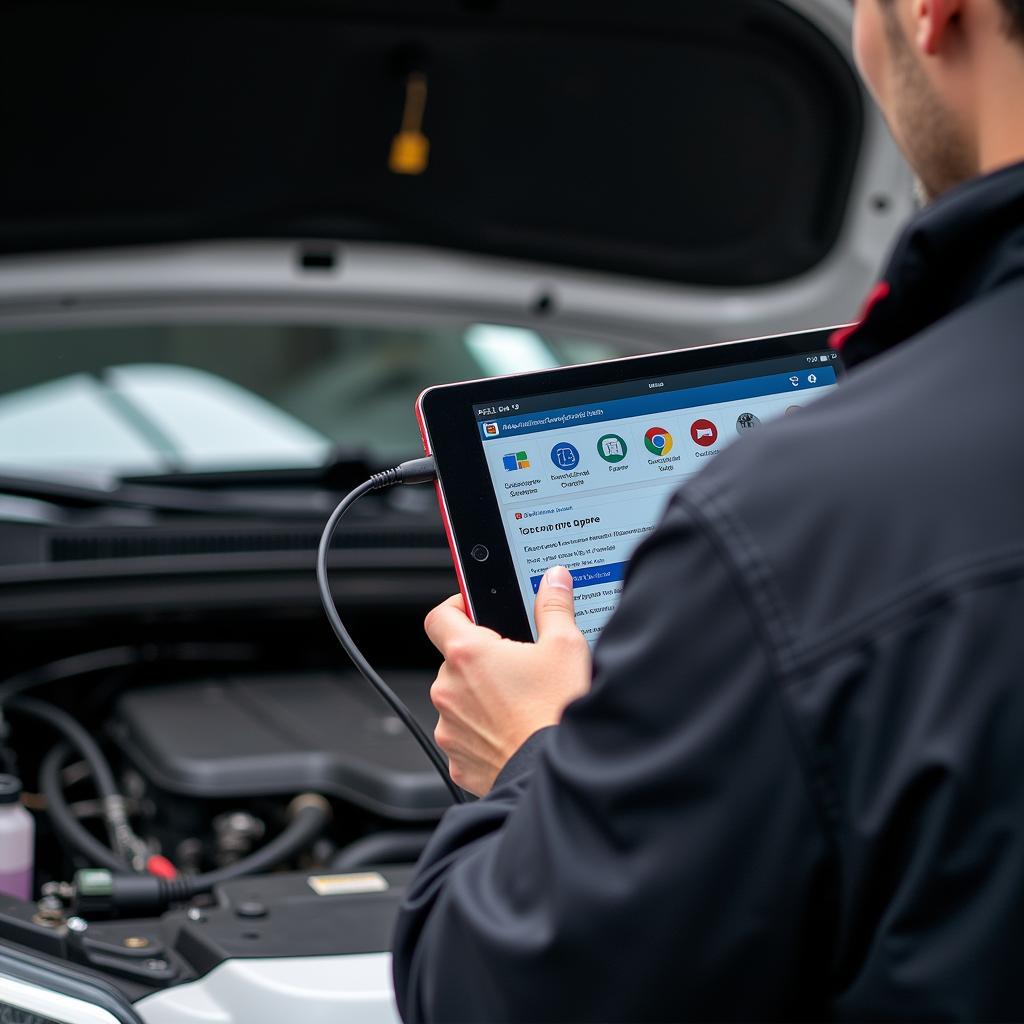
[0,0,912,475]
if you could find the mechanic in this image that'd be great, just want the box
[393,0,1024,1018]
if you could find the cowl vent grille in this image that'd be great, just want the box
[50,527,444,562]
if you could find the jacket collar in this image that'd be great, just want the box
[832,159,1024,367]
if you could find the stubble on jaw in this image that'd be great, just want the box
[880,4,977,202]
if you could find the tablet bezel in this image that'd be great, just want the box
[417,327,841,642]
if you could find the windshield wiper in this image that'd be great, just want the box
[119,446,373,491]
[0,459,369,519]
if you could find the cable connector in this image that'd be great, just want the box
[74,868,182,917]
[368,456,436,491]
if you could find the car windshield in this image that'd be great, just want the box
[0,321,624,476]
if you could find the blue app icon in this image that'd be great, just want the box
[550,441,581,471]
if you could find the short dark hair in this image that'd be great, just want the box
[1002,0,1024,40]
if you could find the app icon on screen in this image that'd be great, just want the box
[597,434,628,464]
[503,451,530,472]
[483,421,499,437]
[690,419,718,447]
[736,412,761,435]
[644,427,674,456]
[550,442,581,471]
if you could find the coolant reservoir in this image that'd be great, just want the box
[0,776,34,900]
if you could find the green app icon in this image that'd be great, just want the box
[597,433,628,464]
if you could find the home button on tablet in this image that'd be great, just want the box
[470,545,490,563]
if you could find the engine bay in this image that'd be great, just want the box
[0,486,455,1003]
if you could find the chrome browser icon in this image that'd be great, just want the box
[644,427,673,456]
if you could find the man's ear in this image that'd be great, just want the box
[916,0,964,56]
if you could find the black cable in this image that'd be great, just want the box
[316,457,467,805]
[40,744,129,874]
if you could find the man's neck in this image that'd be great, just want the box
[975,47,1024,175]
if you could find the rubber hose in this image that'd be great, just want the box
[9,698,119,800]
[40,744,129,874]
[161,795,331,900]
[47,764,327,903]
[0,647,138,708]
[0,643,259,709]
[331,830,433,872]
[11,697,144,864]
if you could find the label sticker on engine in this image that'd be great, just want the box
[307,872,390,896]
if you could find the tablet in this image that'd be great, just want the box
[417,328,842,644]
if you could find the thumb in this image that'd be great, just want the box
[534,565,578,640]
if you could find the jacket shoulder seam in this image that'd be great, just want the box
[673,484,841,838]
[789,545,1024,672]
[678,480,801,673]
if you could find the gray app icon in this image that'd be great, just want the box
[736,412,761,435]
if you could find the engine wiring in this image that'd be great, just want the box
[0,457,463,922]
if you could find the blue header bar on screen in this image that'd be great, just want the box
[478,367,836,441]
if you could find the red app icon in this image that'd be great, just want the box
[690,418,718,447]
[515,513,523,520]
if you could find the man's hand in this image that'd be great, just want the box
[424,565,592,796]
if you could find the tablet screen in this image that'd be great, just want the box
[472,350,839,642]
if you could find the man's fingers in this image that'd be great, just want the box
[424,594,473,654]
[424,593,501,655]
[534,566,581,641]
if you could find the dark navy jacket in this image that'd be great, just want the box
[393,162,1024,1022]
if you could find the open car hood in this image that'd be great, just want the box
[1,0,892,289]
